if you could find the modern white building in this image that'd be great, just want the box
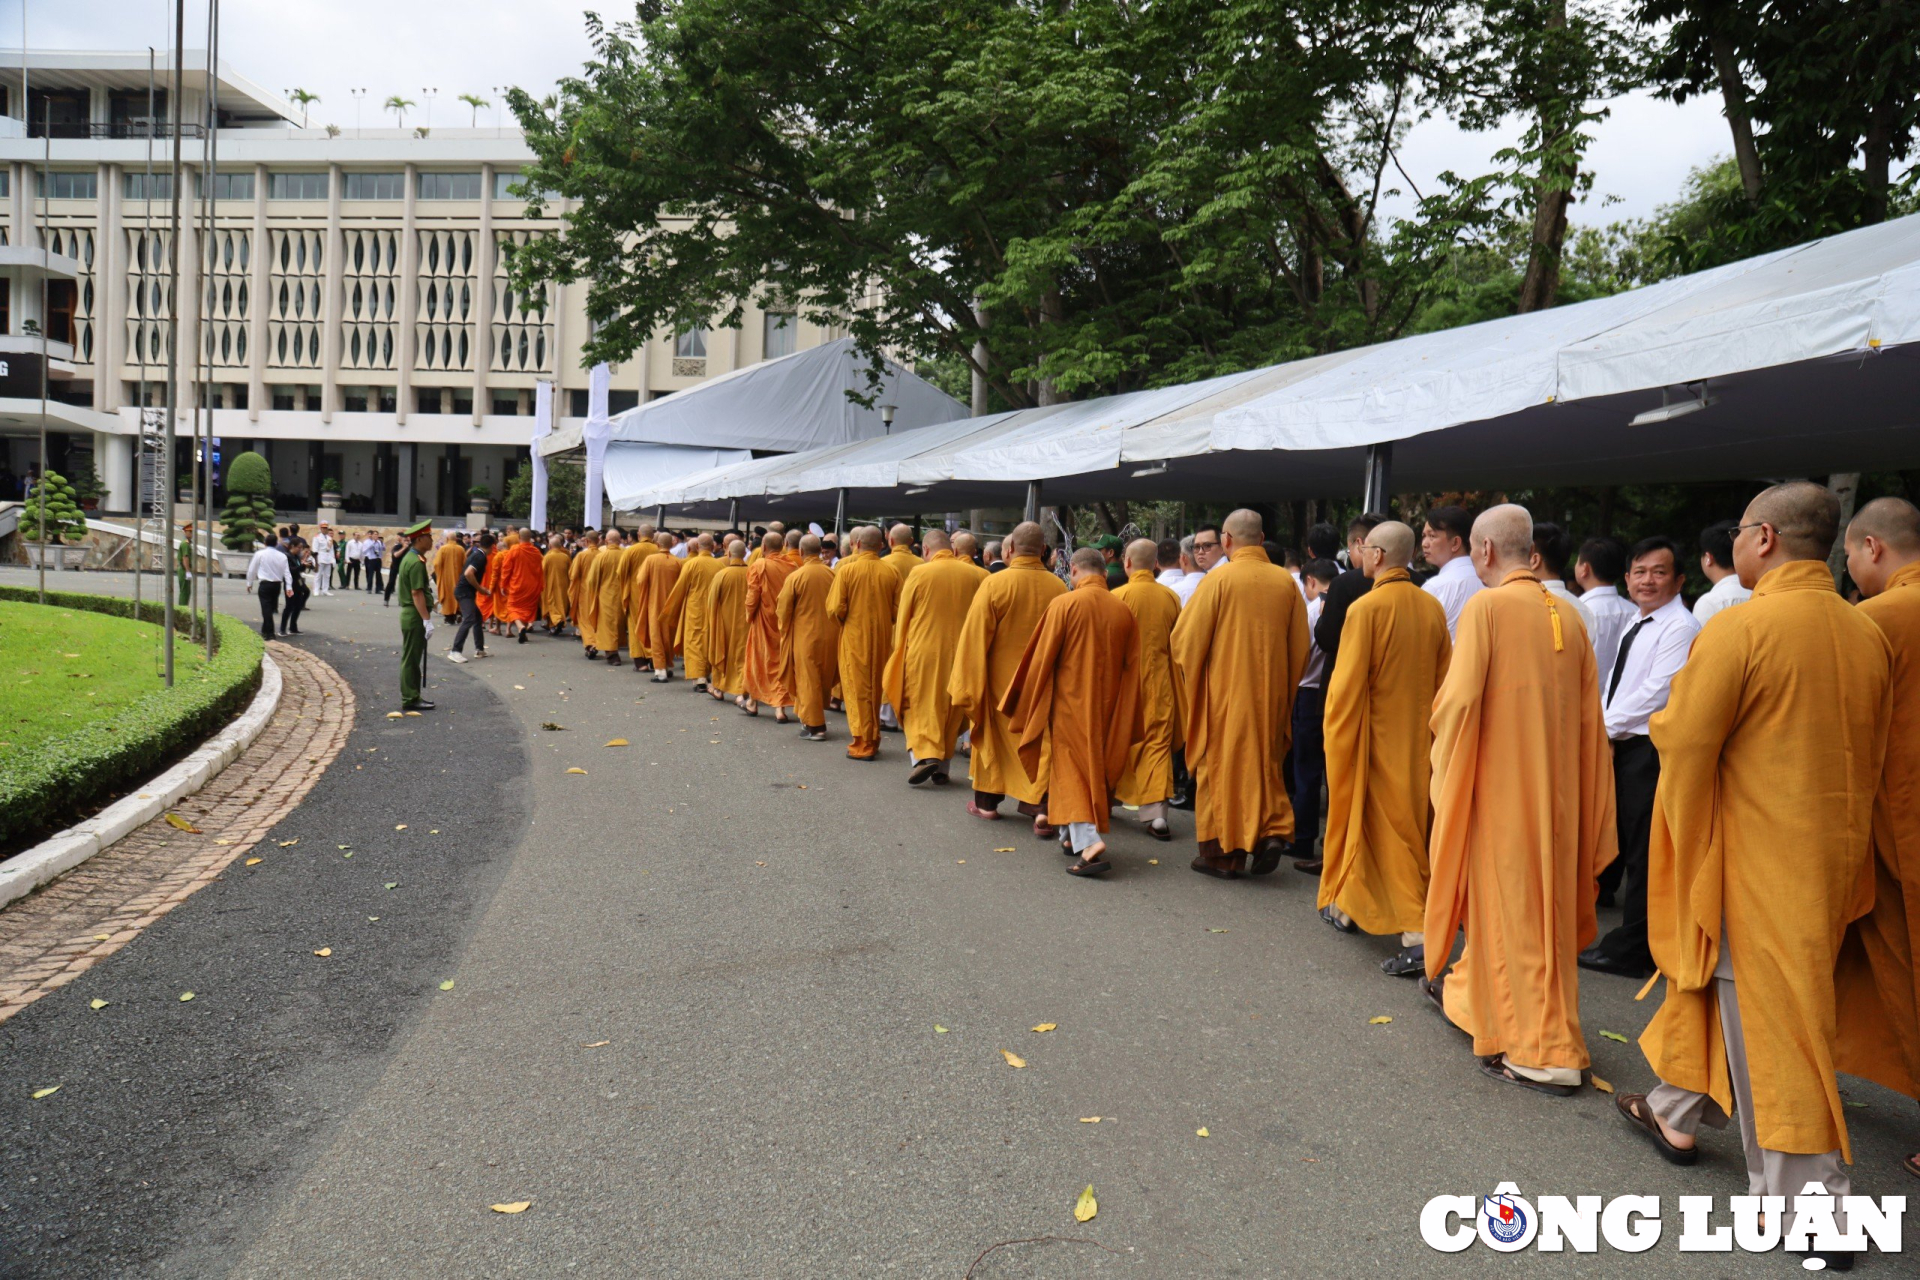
[0,49,844,519]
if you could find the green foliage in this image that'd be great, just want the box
[0,588,263,855]
[468,484,493,500]
[225,450,272,496]
[503,460,585,524]
[22,470,87,543]
[219,450,276,549]
[320,476,342,494]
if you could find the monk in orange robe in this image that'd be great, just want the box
[704,540,750,700]
[541,534,572,632]
[828,526,903,760]
[571,532,601,654]
[778,534,839,739]
[1423,504,1616,1095]
[633,531,681,681]
[1111,538,1182,840]
[883,530,988,786]
[1317,521,1451,977]
[477,530,508,627]
[783,527,804,564]
[589,527,628,665]
[1003,547,1142,875]
[948,522,1066,828]
[1170,508,1309,878]
[621,524,659,670]
[501,527,545,638]
[664,533,725,689]
[432,532,465,622]
[743,531,797,718]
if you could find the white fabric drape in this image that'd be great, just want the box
[528,379,553,530]
[581,363,612,529]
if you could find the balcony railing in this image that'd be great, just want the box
[23,120,209,141]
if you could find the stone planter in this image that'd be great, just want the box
[25,543,89,571]
[469,496,492,514]
[216,549,255,579]
[317,503,342,527]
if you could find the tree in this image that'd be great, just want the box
[289,88,320,129]
[458,93,490,127]
[384,95,416,128]
[220,451,277,550]
[503,459,585,525]
[22,471,87,544]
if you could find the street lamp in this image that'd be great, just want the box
[880,403,897,435]
[350,87,366,133]
[422,88,438,128]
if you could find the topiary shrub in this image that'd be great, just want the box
[22,470,88,543]
[220,450,277,550]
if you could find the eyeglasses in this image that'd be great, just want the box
[1359,543,1387,555]
[1193,539,1220,550]
[1732,521,1770,537]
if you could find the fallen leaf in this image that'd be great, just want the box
[430,829,440,834]
[179,991,195,1002]
[1599,1030,1628,1043]
[89,999,108,1010]
[278,838,300,848]
[32,1086,60,1099]
[513,684,525,690]
[581,1040,610,1048]
[93,934,109,941]
[1845,1100,1870,1109]
[213,838,233,845]
[342,852,353,858]
[798,784,808,790]
[61,652,79,658]
[386,711,405,719]
[1031,1023,1057,1033]
[337,844,352,850]
[439,980,455,991]
[1206,928,1228,934]
[1369,1016,1393,1025]
[933,1025,949,1034]
[993,847,1017,853]
[1074,1185,1097,1223]
[490,1202,531,1214]
[1196,1127,1210,1138]
[1079,1117,1101,1123]
[1148,858,1159,865]
[1591,1076,1615,1094]
[313,947,332,957]
[605,738,629,747]
[404,710,421,717]
[956,859,966,864]
[245,857,263,865]
[385,882,398,890]
[1001,1049,1027,1069]
[541,722,566,731]
[1300,1157,1319,1163]
[755,860,767,867]
[566,767,588,775]
[163,812,201,833]
[395,824,408,831]
[368,916,380,922]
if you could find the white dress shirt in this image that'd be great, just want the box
[1172,570,1206,606]
[1581,585,1638,678]
[314,533,334,563]
[1542,578,1596,640]
[245,545,292,590]
[1421,555,1483,638]
[1692,573,1752,625]
[1156,567,1185,590]
[1299,596,1327,689]
[1602,595,1700,739]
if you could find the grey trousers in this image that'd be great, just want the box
[1067,822,1101,854]
[1646,976,1848,1232]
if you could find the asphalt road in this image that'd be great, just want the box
[1,566,1913,1277]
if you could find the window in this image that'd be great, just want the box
[493,170,524,200]
[763,311,797,360]
[343,171,404,201]
[418,172,482,201]
[272,386,299,411]
[673,328,707,359]
[377,387,397,413]
[204,171,254,201]
[48,171,98,200]
[47,281,77,344]
[568,389,589,417]
[608,389,639,415]
[416,388,446,414]
[270,171,330,201]
[124,171,174,201]
[492,396,520,416]
[343,388,369,413]
[230,384,249,410]
[0,171,9,198]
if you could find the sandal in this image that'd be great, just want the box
[1066,856,1112,878]
[1905,1152,1920,1181]
[1189,855,1241,880]
[1480,1055,1578,1098]
[1615,1092,1699,1164]
[1146,819,1171,841]
[1319,905,1358,935]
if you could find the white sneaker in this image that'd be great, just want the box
[447,650,468,664]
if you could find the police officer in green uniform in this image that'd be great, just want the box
[396,519,437,710]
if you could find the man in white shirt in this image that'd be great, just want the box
[1529,521,1597,637]
[341,534,362,590]
[1172,528,1218,606]
[1418,505,1481,638]
[1691,518,1751,624]
[1155,537,1185,590]
[313,525,336,595]
[1575,535,1637,676]
[244,533,293,640]
[1580,535,1700,980]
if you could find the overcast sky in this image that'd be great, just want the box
[29,0,1733,226]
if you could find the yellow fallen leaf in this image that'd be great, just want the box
[386,711,405,719]
[439,980,455,991]
[313,948,332,957]
[1001,1049,1027,1069]
[1599,1030,1628,1043]
[430,829,440,834]
[385,882,398,889]
[1196,1126,1210,1138]
[337,845,351,850]
[32,1086,60,1099]
[581,1040,610,1048]
[213,838,233,845]
[566,767,588,775]
[94,934,110,941]
[368,916,379,922]
[405,710,421,717]
[1206,927,1228,934]
[245,857,263,865]
[490,1202,531,1214]
[1074,1185,1097,1223]
[605,738,629,747]
[179,991,195,1001]
[163,812,201,833]
[395,824,408,830]
[1148,858,1159,865]
[1079,1116,1102,1123]
[934,1025,949,1034]
[1591,1075,1615,1094]
[513,685,525,690]
[90,998,109,1010]
[278,838,299,847]
[993,847,1017,853]
[956,859,966,864]
[755,860,767,867]
[1031,1023,1057,1033]
[1369,1015,1393,1025]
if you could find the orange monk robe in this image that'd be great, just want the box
[1317,569,1452,935]
[778,554,839,727]
[704,560,750,695]
[947,556,1066,803]
[1424,571,1616,1073]
[478,534,509,619]
[541,547,572,627]
[502,539,545,624]
[1110,569,1183,807]
[883,545,923,591]
[744,552,797,706]
[591,544,628,653]
[1643,561,1890,1157]
[826,550,902,753]
[882,550,988,762]
[664,549,725,680]
[624,539,660,658]
[1170,546,1309,855]
[634,548,683,671]
[432,539,465,618]
[571,546,601,648]
[1836,560,1920,1101]
[1003,579,1143,831]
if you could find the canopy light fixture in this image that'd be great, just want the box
[903,485,930,495]
[1630,384,1715,427]
[1130,461,1169,478]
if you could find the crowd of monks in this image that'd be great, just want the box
[422,483,1918,1263]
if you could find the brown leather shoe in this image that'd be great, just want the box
[1190,851,1243,879]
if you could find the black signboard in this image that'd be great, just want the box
[0,352,48,400]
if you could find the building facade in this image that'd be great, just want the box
[0,50,840,519]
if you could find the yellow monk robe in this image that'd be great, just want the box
[1110,568,1182,807]
[1836,560,1920,1100]
[826,550,902,756]
[778,553,839,728]
[541,546,571,627]
[948,556,1067,803]
[664,548,725,681]
[591,543,628,654]
[1170,546,1309,856]
[705,559,750,695]
[634,547,683,672]
[478,533,509,620]
[503,538,545,624]
[884,544,923,591]
[432,538,465,619]
[883,550,988,762]
[624,539,660,659]
[1642,561,1891,1157]
[1317,569,1452,934]
[571,545,600,649]
[1003,579,1143,831]
[745,552,797,707]
[1424,571,1616,1072]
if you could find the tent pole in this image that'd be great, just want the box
[834,488,847,541]
[728,498,740,532]
[1362,443,1394,514]
[655,503,665,528]
[1024,480,1041,524]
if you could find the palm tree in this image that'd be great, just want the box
[458,93,489,128]
[384,95,415,128]
[288,88,320,129]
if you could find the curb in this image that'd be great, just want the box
[0,653,285,910]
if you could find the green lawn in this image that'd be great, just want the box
[0,600,207,767]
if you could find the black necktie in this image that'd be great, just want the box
[1607,616,1653,706]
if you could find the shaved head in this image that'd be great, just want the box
[951,531,978,559]
[636,523,656,541]
[800,534,822,556]
[1069,547,1106,577]
[1125,537,1157,572]
[889,523,913,547]
[921,529,951,553]
[1745,482,1841,559]
[1471,504,1535,582]
[697,532,715,551]
[725,539,746,561]
[1007,521,1044,557]
[1223,508,1264,546]
[1368,520,1416,569]
[768,521,786,535]
[762,531,783,552]
[1848,496,1920,553]
[784,529,802,549]
[858,526,886,552]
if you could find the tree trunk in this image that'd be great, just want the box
[1517,0,1575,314]
[1827,472,1861,585]
[970,297,991,416]
[1709,34,1763,205]
[1036,287,1067,406]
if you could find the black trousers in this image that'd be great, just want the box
[1593,735,1660,966]
[342,559,360,588]
[1289,684,1327,854]
[365,560,383,593]
[451,595,486,652]
[257,589,280,640]
[282,587,309,634]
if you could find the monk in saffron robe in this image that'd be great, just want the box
[705,540,751,700]
[1111,538,1182,841]
[571,532,602,655]
[1613,486,1890,1250]
[477,530,510,629]
[1424,504,1616,1096]
[783,527,804,565]
[1835,498,1920,1181]
[633,531,681,681]
[664,533,725,689]
[541,534,572,632]
[622,524,659,670]
[1315,520,1452,975]
[433,532,466,622]
[742,531,797,718]
[883,523,922,589]
[590,527,628,665]
[779,534,839,740]
[1170,509,1309,878]
[949,521,1067,828]
[1003,547,1142,875]
[884,530,988,786]
[828,526,903,760]
[502,527,546,640]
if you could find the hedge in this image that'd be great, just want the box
[0,587,265,852]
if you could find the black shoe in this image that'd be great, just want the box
[1247,839,1286,876]
[585,646,598,659]
[908,758,941,787]
[1795,1251,1856,1272]
[1381,945,1426,977]
[1577,946,1653,980]
[1169,792,1193,811]
[402,699,436,711]
[518,629,529,644]
[1319,905,1358,934]
[1597,890,1616,909]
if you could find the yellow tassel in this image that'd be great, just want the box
[1543,588,1564,651]
[1634,969,1661,1002]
